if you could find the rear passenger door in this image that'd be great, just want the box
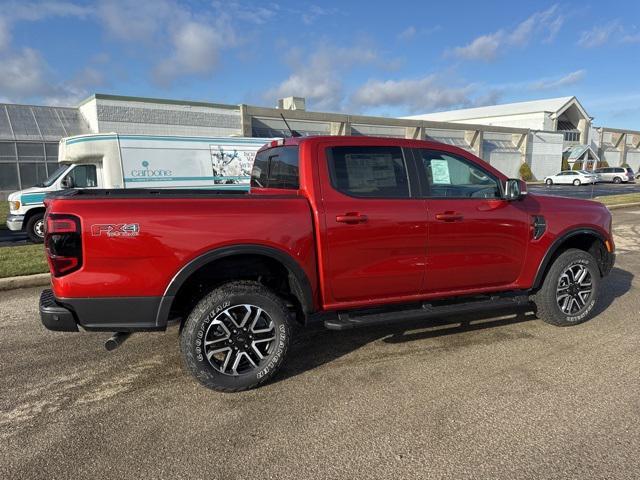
[412,148,529,292]
[318,144,427,306]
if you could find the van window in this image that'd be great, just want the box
[250,146,299,189]
[326,146,409,198]
[66,165,97,188]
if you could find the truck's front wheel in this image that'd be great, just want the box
[26,213,45,243]
[533,249,600,326]
[180,281,292,392]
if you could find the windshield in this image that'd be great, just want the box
[578,170,592,175]
[39,165,69,187]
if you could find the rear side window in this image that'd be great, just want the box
[326,146,409,198]
[250,146,299,189]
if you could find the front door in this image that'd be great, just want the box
[412,148,529,293]
[319,144,427,306]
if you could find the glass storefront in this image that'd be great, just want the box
[0,104,89,192]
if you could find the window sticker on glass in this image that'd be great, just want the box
[431,159,451,184]
[345,154,397,190]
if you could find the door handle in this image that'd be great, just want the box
[336,213,368,224]
[435,212,463,222]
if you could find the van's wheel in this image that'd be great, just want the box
[26,213,45,243]
[180,281,291,392]
[533,249,600,327]
[573,179,581,186]
[613,176,622,184]
[545,178,553,186]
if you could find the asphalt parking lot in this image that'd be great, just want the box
[1,209,639,480]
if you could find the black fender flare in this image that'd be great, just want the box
[532,228,607,290]
[155,244,315,327]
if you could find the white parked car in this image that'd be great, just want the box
[544,170,598,186]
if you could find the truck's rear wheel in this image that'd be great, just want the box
[533,249,600,326]
[180,281,291,392]
[26,213,45,243]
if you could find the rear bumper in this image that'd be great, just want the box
[6,214,24,231]
[39,289,166,332]
[40,289,78,332]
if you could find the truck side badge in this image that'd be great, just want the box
[91,223,140,237]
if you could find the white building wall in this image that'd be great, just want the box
[437,112,549,130]
[626,150,640,171]
[529,131,564,179]
[482,132,521,178]
[78,98,99,133]
[92,98,243,137]
[603,149,622,167]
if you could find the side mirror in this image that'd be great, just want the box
[504,178,527,201]
[60,176,74,189]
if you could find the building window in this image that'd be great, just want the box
[19,163,48,188]
[0,163,19,190]
[563,131,580,142]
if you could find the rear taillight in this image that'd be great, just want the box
[45,214,82,277]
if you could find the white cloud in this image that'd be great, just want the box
[578,21,622,47]
[0,2,97,104]
[213,1,279,24]
[530,69,586,90]
[398,25,441,41]
[265,44,378,111]
[398,26,417,41]
[622,33,640,43]
[451,33,502,61]
[449,5,564,61]
[98,0,180,43]
[154,20,236,85]
[350,75,485,113]
[301,5,336,25]
[0,48,54,99]
[0,17,10,51]
[0,1,90,22]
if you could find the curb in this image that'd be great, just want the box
[604,202,640,210]
[0,273,51,291]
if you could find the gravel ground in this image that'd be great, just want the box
[1,210,639,480]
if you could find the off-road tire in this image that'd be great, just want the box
[181,281,292,392]
[26,213,45,243]
[533,249,600,327]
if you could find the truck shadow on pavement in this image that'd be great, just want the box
[276,267,633,384]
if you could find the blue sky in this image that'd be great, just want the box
[1,0,639,128]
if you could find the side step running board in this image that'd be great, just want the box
[324,295,530,330]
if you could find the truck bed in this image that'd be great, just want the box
[47,189,317,301]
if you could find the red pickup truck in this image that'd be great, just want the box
[40,136,615,391]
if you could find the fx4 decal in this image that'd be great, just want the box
[91,223,140,237]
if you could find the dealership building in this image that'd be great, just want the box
[1,93,638,198]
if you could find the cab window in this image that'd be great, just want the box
[414,149,501,199]
[65,165,97,188]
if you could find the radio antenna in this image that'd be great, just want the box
[280,113,302,137]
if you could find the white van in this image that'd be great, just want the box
[6,133,275,242]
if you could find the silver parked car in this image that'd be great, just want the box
[593,167,630,183]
